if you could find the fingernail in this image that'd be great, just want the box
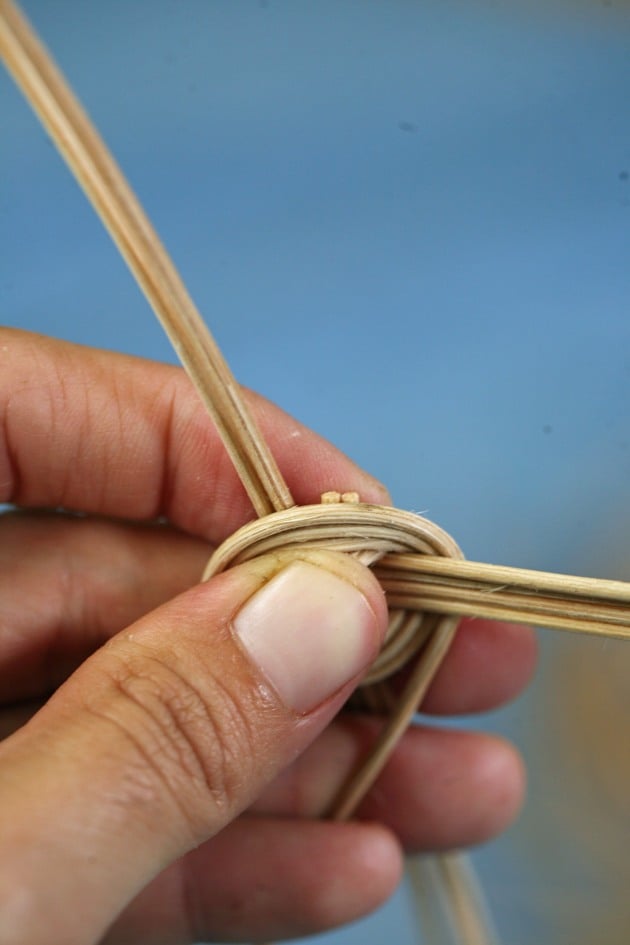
[232,560,381,714]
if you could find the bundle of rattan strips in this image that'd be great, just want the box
[2,3,629,943]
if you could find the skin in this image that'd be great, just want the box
[0,329,537,944]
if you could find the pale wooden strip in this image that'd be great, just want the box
[436,854,501,945]
[406,855,501,945]
[383,594,630,640]
[379,554,630,603]
[326,614,461,820]
[376,555,630,638]
[0,0,293,517]
[6,8,627,945]
[379,579,630,624]
[204,503,630,641]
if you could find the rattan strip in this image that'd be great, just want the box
[3,5,628,945]
[0,0,293,518]
[205,504,630,643]
[4,0,628,649]
[376,557,630,639]
[406,855,501,945]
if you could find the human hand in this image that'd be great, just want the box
[0,330,536,945]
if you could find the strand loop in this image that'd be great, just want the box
[204,500,463,686]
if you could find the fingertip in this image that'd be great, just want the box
[358,725,527,852]
[362,476,392,507]
[300,822,403,931]
[460,733,527,846]
[423,619,539,715]
[348,821,405,902]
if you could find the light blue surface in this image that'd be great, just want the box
[2,2,629,943]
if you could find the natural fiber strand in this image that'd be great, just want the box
[0,0,292,519]
[407,856,500,945]
[205,504,630,643]
[3,4,629,944]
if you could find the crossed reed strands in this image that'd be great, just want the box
[1,2,628,943]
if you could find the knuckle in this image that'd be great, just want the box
[90,646,262,841]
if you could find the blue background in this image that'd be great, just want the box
[2,2,629,943]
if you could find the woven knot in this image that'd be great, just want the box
[203,499,463,685]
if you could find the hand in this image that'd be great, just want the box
[0,329,536,945]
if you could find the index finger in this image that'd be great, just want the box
[0,329,389,544]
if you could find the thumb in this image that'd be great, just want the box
[0,550,387,945]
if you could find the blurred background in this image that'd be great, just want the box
[2,1,629,942]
